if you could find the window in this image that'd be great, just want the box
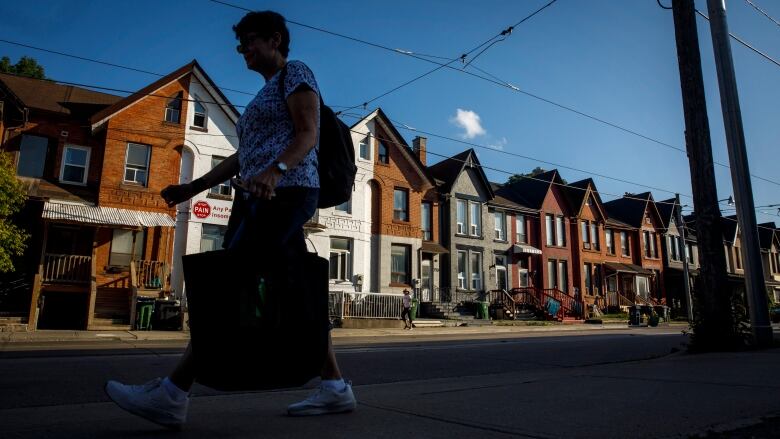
[109,229,145,267]
[558,260,568,293]
[547,259,557,289]
[546,214,554,246]
[393,188,409,221]
[456,200,466,234]
[516,215,527,243]
[335,198,351,213]
[457,251,467,289]
[591,223,599,250]
[124,143,150,186]
[494,211,506,241]
[606,229,615,254]
[421,202,432,241]
[686,243,694,264]
[593,264,602,295]
[470,252,482,290]
[555,216,566,247]
[391,244,411,285]
[650,232,657,258]
[774,253,780,274]
[669,236,680,261]
[469,202,482,236]
[495,255,508,290]
[582,221,590,249]
[378,141,389,164]
[200,224,227,252]
[59,145,90,185]
[209,156,231,196]
[621,231,630,256]
[329,237,352,281]
[644,231,651,257]
[193,95,207,128]
[735,246,742,270]
[359,135,370,160]
[518,267,529,287]
[725,245,732,272]
[165,92,182,123]
[584,263,592,295]
[16,134,48,178]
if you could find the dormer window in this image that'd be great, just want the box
[193,95,206,128]
[165,92,183,123]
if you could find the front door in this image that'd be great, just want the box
[421,258,432,302]
[495,255,508,291]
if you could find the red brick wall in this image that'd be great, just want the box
[539,185,574,292]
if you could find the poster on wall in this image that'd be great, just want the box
[190,199,232,225]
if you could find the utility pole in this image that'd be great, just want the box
[706,0,772,347]
[674,194,693,322]
[671,0,735,350]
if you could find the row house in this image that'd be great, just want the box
[657,198,700,316]
[308,109,442,296]
[0,60,239,330]
[490,183,540,291]
[757,222,780,303]
[602,192,666,305]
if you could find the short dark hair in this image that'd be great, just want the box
[233,10,290,57]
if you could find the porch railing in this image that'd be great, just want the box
[42,254,91,284]
[606,291,635,308]
[132,260,169,290]
[329,291,404,319]
[487,289,516,317]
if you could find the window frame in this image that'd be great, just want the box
[123,142,151,186]
[582,220,590,249]
[584,262,592,295]
[192,94,207,128]
[164,92,183,123]
[456,199,466,235]
[516,214,527,243]
[555,215,566,247]
[16,134,49,178]
[493,211,506,241]
[457,250,467,289]
[545,214,555,246]
[377,140,389,164]
[390,244,411,285]
[358,135,371,161]
[606,229,615,254]
[469,251,482,291]
[329,237,352,281]
[108,228,146,268]
[558,260,568,293]
[469,201,482,237]
[59,144,91,186]
[421,201,432,241]
[393,187,409,222]
[590,223,599,250]
[200,224,227,252]
[208,156,232,197]
[621,231,630,256]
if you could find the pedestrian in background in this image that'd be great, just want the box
[401,289,414,330]
[104,10,356,429]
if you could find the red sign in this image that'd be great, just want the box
[193,201,211,219]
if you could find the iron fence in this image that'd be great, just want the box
[329,291,405,319]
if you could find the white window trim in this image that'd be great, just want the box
[124,143,151,186]
[192,95,207,129]
[456,199,466,235]
[469,201,481,237]
[457,250,467,289]
[470,251,482,290]
[358,134,372,161]
[59,144,91,186]
[494,211,506,241]
[516,215,527,243]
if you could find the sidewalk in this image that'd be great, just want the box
[0,321,690,345]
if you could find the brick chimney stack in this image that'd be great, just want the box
[412,136,427,165]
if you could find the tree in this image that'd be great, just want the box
[506,167,568,185]
[0,153,29,273]
[0,56,46,79]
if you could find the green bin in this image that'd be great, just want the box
[410,298,419,320]
[478,301,490,320]
[136,298,155,330]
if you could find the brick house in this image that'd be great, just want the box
[0,60,236,330]
[490,182,541,291]
[602,193,666,305]
[757,223,780,303]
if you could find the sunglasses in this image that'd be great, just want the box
[236,34,261,54]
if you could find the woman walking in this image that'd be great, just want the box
[104,10,356,429]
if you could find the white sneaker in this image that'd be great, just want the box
[105,378,188,429]
[287,381,356,416]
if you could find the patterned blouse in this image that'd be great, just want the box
[237,60,320,188]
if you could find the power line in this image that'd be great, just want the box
[695,9,780,69]
[744,0,780,29]
[0,38,258,97]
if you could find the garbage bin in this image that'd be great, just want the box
[479,301,490,320]
[410,298,419,320]
[628,306,641,326]
[153,299,183,331]
[136,297,155,330]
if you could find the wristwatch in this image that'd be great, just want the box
[273,160,288,175]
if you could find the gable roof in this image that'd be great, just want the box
[563,178,606,220]
[90,59,240,130]
[353,108,434,190]
[501,169,565,211]
[602,192,664,229]
[489,182,537,212]
[0,72,121,116]
[656,198,678,229]
[427,148,494,198]
[758,222,777,250]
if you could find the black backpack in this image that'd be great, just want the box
[279,65,356,208]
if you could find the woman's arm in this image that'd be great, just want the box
[244,88,319,200]
[161,153,240,207]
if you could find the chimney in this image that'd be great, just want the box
[412,136,427,165]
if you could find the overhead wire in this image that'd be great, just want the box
[694,9,780,69]
[744,0,780,29]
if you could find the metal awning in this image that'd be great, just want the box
[513,244,542,255]
[43,201,175,228]
[604,262,653,276]
[421,242,449,254]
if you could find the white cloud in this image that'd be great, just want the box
[449,109,486,139]
[487,137,508,151]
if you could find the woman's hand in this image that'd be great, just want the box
[244,166,283,200]
[161,183,198,207]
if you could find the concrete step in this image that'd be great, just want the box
[413,319,444,328]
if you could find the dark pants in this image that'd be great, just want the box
[401,307,413,326]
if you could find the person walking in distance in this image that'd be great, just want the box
[401,289,414,330]
[104,10,356,430]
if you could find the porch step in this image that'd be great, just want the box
[412,319,444,328]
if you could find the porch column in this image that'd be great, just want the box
[86,228,98,330]
[27,221,48,331]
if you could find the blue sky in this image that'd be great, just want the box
[1,0,778,220]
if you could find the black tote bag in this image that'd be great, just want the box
[183,249,329,391]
